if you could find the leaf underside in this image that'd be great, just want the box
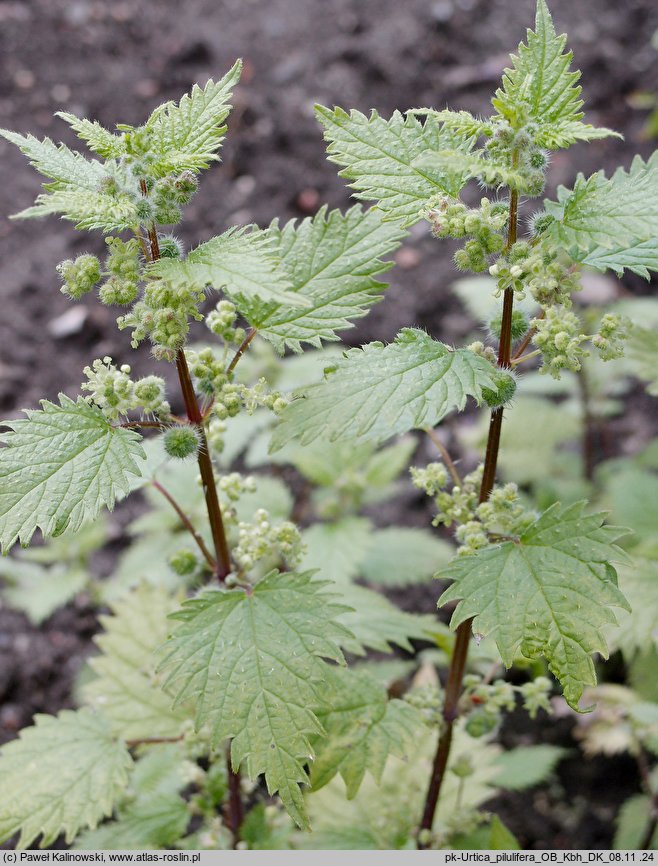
[310,666,425,797]
[83,583,189,740]
[0,709,132,848]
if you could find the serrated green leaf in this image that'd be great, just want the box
[151,225,305,308]
[159,570,353,828]
[361,527,453,587]
[0,395,144,553]
[300,729,499,849]
[301,518,374,585]
[492,0,617,148]
[411,109,492,140]
[545,153,658,274]
[271,329,496,449]
[75,794,189,850]
[582,240,658,280]
[492,745,567,790]
[451,815,521,850]
[145,61,242,174]
[440,502,629,710]
[310,667,425,797]
[609,558,658,659]
[614,795,658,850]
[0,129,106,190]
[414,149,530,191]
[315,106,473,226]
[0,130,139,230]
[244,206,404,352]
[15,188,141,232]
[0,708,132,848]
[83,584,189,740]
[534,121,621,150]
[0,559,87,624]
[74,744,189,850]
[335,582,436,654]
[626,326,658,394]
[56,111,127,158]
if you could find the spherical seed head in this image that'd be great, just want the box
[482,370,517,408]
[168,549,198,576]
[488,309,529,341]
[164,425,201,459]
[158,235,185,259]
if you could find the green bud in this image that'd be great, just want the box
[99,277,139,306]
[465,709,500,738]
[169,549,198,576]
[159,235,184,259]
[153,202,183,225]
[164,425,201,459]
[450,754,476,778]
[482,370,517,408]
[527,212,555,235]
[488,309,529,341]
[528,148,549,169]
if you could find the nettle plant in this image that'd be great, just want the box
[1,0,658,851]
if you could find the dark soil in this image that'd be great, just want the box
[1,0,658,849]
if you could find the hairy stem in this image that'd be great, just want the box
[425,427,462,486]
[226,749,245,849]
[125,735,184,748]
[139,197,242,839]
[175,350,232,580]
[418,187,518,846]
[577,364,595,482]
[151,479,217,571]
[227,327,258,376]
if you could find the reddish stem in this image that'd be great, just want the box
[418,185,519,846]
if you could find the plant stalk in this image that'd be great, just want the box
[418,187,518,846]
[151,479,217,571]
[139,199,242,839]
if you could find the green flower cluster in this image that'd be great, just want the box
[57,254,101,300]
[405,684,444,728]
[168,548,199,576]
[205,299,246,345]
[218,472,257,502]
[427,196,507,273]
[489,243,581,306]
[81,357,169,420]
[233,509,304,573]
[532,305,588,376]
[411,462,534,555]
[484,119,549,196]
[592,313,628,361]
[462,674,552,738]
[98,237,141,306]
[118,278,205,359]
